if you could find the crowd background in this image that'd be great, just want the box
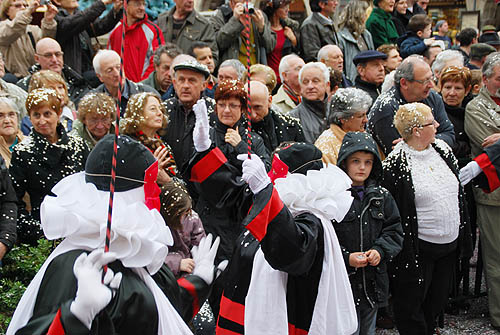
[1,0,500,333]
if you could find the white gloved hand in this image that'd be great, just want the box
[70,250,122,329]
[192,234,226,285]
[237,154,271,194]
[459,160,482,186]
[193,99,211,152]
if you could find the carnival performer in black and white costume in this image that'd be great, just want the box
[186,99,357,334]
[7,135,225,335]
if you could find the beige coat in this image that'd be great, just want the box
[0,130,23,167]
[465,86,500,206]
[315,124,346,165]
[0,10,56,77]
[272,85,297,114]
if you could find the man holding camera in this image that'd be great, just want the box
[210,0,276,66]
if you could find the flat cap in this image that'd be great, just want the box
[482,25,496,33]
[353,50,387,66]
[173,60,210,79]
[470,43,496,59]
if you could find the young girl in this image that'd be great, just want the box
[160,180,205,278]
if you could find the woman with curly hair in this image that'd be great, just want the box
[121,92,177,185]
[337,0,375,82]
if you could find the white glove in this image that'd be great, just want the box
[459,160,482,186]
[192,234,227,285]
[193,99,211,152]
[237,154,271,194]
[70,250,122,329]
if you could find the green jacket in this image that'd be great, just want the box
[69,119,115,151]
[365,7,398,49]
[465,87,500,206]
[158,7,218,65]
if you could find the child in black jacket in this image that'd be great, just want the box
[334,132,403,335]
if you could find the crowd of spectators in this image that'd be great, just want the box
[2,0,500,334]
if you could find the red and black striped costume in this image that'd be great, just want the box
[188,147,330,335]
[472,139,500,193]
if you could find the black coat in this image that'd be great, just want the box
[444,103,472,167]
[194,117,270,262]
[55,2,122,75]
[392,12,408,37]
[250,107,305,152]
[381,140,473,286]
[0,156,17,251]
[334,131,403,307]
[9,124,89,245]
[354,76,382,103]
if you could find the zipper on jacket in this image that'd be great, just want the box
[360,195,383,309]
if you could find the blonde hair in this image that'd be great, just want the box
[245,64,277,93]
[77,92,116,123]
[28,70,69,106]
[394,102,431,140]
[121,92,167,135]
[0,0,17,20]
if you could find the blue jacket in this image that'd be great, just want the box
[397,31,426,58]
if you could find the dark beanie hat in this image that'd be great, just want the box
[85,134,157,192]
[276,142,323,175]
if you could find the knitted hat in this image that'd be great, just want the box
[85,134,157,192]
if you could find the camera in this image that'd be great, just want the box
[245,3,255,14]
[40,0,51,5]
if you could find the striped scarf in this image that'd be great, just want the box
[282,82,301,105]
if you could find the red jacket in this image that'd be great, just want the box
[108,15,164,82]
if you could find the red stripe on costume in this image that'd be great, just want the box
[190,147,228,183]
[177,277,200,316]
[219,294,245,326]
[288,323,308,335]
[47,308,65,335]
[246,188,284,241]
[475,153,500,192]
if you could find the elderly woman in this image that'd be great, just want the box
[9,88,89,245]
[262,0,298,84]
[432,49,465,85]
[0,0,57,79]
[337,0,375,83]
[0,97,23,166]
[382,102,472,334]
[28,70,76,131]
[365,0,398,49]
[70,92,115,150]
[378,44,402,74]
[121,92,176,185]
[315,87,373,165]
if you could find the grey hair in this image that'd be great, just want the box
[93,49,120,75]
[298,62,330,84]
[431,50,464,75]
[482,52,500,78]
[219,59,246,80]
[317,45,340,63]
[328,87,372,125]
[0,97,18,113]
[153,43,181,66]
[278,54,300,83]
[394,55,427,87]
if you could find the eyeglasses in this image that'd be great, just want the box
[12,3,27,8]
[86,117,112,126]
[217,103,241,111]
[411,77,434,85]
[37,51,64,58]
[419,119,437,128]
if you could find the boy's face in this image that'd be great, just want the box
[422,24,432,39]
[345,152,374,186]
